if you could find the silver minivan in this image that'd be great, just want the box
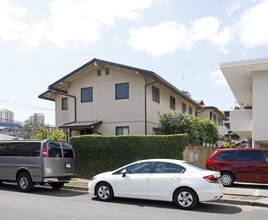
[0,140,76,192]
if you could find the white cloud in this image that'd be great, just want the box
[128,17,231,57]
[0,0,154,50]
[190,17,231,54]
[236,0,268,47]
[225,0,243,16]
[0,0,29,41]
[209,70,228,86]
[128,22,191,57]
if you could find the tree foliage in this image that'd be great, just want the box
[158,113,218,145]
[17,121,66,141]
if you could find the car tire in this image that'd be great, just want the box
[50,182,65,190]
[220,172,235,187]
[17,173,34,192]
[96,182,114,201]
[173,187,199,210]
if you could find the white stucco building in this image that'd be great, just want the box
[221,57,268,148]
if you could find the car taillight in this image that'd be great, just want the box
[206,159,212,167]
[203,175,219,183]
[42,148,48,157]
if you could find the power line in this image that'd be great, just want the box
[0,99,54,111]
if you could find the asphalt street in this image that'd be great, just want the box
[0,183,267,220]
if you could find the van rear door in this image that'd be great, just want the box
[42,141,75,181]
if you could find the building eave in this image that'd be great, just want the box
[39,58,201,108]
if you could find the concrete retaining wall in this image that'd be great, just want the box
[183,145,219,169]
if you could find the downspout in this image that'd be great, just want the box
[50,88,77,123]
[50,88,77,141]
[144,80,159,135]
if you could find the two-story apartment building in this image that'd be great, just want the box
[221,57,268,148]
[196,100,228,138]
[39,58,202,138]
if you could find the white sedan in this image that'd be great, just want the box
[88,159,224,209]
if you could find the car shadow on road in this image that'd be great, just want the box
[0,182,87,197]
[92,197,242,214]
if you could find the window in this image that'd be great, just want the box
[182,102,186,113]
[97,69,101,76]
[0,142,41,157]
[81,87,93,103]
[264,151,268,163]
[154,162,185,173]
[225,122,230,129]
[236,150,262,162]
[188,107,192,115]
[224,111,230,117]
[213,114,217,125]
[115,83,129,100]
[119,162,154,174]
[61,142,74,158]
[153,127,161,135]
[116,126,129,135]
[105,68,110,75]
[170,96,175,110]
[215,151,237,161]
[152,86,160,103]
[62,98,68,110]
[48,142,62,158]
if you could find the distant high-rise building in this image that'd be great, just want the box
[0,109,14,123]
[29,113,45,124]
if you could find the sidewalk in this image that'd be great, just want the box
[65,179,268,208]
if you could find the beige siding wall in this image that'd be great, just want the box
[54,65,198,136]
[146,82,197,135]
[55,94,75,126]
[197,110,209,120]
[55,65,146,134]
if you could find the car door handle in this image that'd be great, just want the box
[141,178,148,181]
[172,177,180,181]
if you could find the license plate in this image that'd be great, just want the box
[65,163,72,168]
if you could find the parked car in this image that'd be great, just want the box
[0,140,76,192]
[206,148,268,187]
[88,159,224,210]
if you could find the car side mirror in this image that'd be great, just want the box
[121,169,127,177]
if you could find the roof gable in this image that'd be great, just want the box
[39,58,201,108]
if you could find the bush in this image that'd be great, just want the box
[70,134,188,178]
[159,113,219,145]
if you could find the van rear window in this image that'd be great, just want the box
[0,142,41,157]
[62,142,74,158]
[48,142,62,158]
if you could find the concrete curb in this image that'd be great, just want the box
[214,198,268,208]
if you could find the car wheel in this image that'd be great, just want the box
[96,182,114,201]
[17,173,34,192]
[50,182,65,190]
[173,187,198,210]
[220,172,235,187]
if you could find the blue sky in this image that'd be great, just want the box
[1,0,268,125]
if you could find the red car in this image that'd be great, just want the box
[206,148,268,186]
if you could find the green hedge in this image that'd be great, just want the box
[70,134,188,178]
